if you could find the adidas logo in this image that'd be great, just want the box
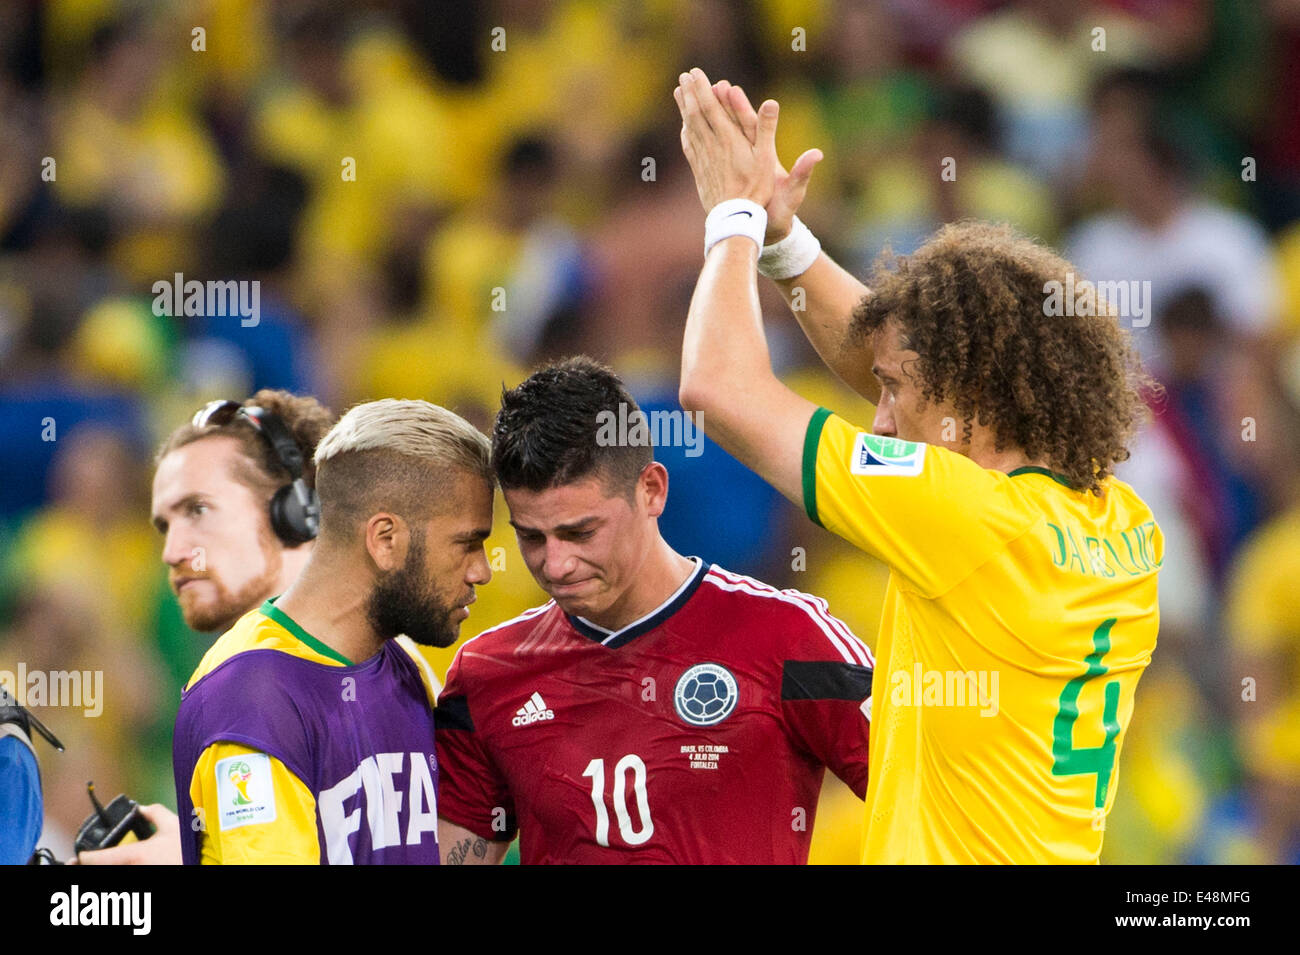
[511,691,555,727]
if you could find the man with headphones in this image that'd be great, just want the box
[152,391,335,635]
[79,389,336,864]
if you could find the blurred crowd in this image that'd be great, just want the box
[1,0,1298,864]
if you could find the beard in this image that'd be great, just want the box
[365,530,462,649]
[180,533,284,633]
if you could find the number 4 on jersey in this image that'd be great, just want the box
[1051,619,1122,808]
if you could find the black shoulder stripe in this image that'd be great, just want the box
[782,660,873,701]
[434,694,475,732]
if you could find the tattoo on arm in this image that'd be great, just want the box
[444,836,489,865]
[446,838,470,865]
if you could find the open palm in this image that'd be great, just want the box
[710,79,823,244]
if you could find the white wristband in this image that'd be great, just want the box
[758,215,821,280]
[704,198,768,257]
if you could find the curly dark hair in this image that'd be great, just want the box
[157,389,336,498]
[849,221,1154,495]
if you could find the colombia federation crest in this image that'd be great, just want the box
[674,663,738,726]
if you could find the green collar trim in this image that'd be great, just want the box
[1008,466,1077,490]
[261,598,354,666]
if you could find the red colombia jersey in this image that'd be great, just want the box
[435,559,873,863]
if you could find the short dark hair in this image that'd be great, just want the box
[492,356,652,496]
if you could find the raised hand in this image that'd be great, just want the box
[674,68,778,215]
[707,78,824,244]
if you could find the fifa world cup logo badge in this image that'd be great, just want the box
[229,761,253,805]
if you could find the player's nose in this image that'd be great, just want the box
[872,402,896,437]
[161,527,194,567]
[467,547,492,586]
[543,542,579,583]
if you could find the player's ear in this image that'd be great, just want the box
[364,511,405,571]
[639,462,669,517]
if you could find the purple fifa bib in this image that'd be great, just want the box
[174,620,439,865]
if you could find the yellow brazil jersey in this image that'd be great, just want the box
[177,603,440,864]
[803,409,1161,864]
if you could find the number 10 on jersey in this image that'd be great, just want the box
[583,755,655,847]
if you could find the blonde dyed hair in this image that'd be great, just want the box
[314,399,492,537]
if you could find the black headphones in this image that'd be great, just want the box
[192,399,321,545]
